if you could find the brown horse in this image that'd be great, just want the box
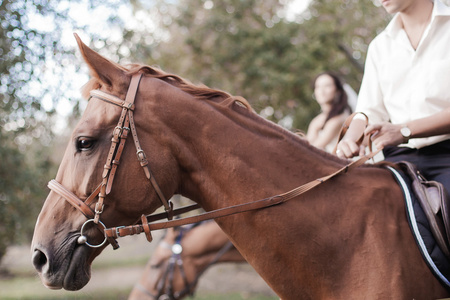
[128,221,246,300]
[31,35,450,299]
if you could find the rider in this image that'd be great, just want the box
[336,0,450,193]
[307,72,352,152]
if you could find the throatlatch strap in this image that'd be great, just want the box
[128,95,173,218]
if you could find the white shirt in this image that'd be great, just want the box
[356,0,450,149]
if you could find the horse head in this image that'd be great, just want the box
[31,34,181,290]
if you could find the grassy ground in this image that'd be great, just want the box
[0,269,276,300]
[0,234,277,300]
[0,270,275,300]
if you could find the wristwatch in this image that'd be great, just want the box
[400,125,412,144]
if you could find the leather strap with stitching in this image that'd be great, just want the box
[48,179,95,219]
[104,148,381,242]
[90,90,135,110]
[128,106,173,219]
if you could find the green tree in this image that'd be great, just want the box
[0,0,65,262]
[126,0,390,130]
[142,0,312,127]
[301,0,390,89]
[286,0,390,127]
[0,0,126,262]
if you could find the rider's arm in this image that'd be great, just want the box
[364,107,450,150]
[308,115,347,150]
[337,43,387,158]
[336,118,367,158]
[406,107,450,138]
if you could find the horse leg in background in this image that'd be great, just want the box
[128,221,247,300]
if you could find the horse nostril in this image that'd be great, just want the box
[32,249,48,273]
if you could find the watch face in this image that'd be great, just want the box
[401,126,411,138]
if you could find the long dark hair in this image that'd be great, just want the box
[313,71,352,125]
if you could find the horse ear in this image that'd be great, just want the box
[74,33,129,91]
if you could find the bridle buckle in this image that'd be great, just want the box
[136,149,147,162]
[115,226,125,238]
[95,202,104,214]
[113,126,123,137]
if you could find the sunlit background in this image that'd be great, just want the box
[1,0,435,298]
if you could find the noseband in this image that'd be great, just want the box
[48,73,173,249]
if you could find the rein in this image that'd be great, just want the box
[48,73,381,249]
[105,148,380,243]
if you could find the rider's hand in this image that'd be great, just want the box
[336,139,365,159]
[365,122,404,149]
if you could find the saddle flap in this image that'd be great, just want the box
[426,184,443,215]
[398,161,450,258]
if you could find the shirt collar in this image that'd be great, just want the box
[384,0,450,38]
[435,0,450,17]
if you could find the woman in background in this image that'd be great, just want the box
[306,72,353,152]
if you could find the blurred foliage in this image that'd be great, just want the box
[0,0,64,262]
[0,0,125,262]
[291,0,390,127]
[127,0,389,130]
[0,130,54,259]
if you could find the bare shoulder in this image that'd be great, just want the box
[324,112,349,128]
[308,113,326,129]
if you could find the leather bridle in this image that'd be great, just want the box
[48,73,173,249]
[47,72,381,250]
[135,222,235,300]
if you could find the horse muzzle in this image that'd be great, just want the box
[32,240,92,291]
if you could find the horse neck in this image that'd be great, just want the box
[181,224,244,274]
[163,97,343,210]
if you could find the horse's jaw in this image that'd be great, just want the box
[32,235,94,291]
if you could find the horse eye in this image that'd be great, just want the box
[76,138,95,151]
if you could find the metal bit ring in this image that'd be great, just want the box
[78,219,107,248]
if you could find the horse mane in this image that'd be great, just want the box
[80,63,377,169]
[81,63,252,109]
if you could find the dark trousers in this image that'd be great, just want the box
[383,139,450,195]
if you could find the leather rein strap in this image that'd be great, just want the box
[106,151,381,243]
[332,112,371,155]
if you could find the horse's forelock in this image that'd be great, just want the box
[80,78,101,100]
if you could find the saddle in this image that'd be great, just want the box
[398,161,450,258]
